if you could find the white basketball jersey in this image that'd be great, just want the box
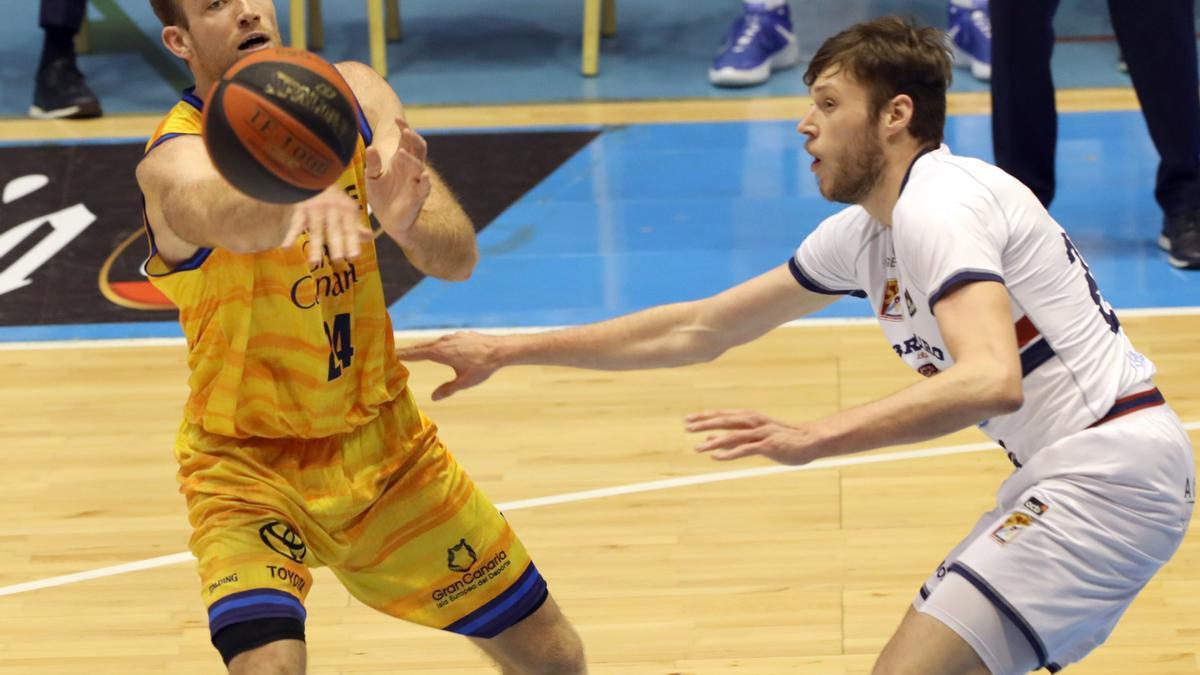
[792,145,1155,465]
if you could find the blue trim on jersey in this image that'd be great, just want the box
[172,246,214,273]
[356,102,373,147]
[898,146,936,195]
[182,87,204,111]
[787,257,868,298]
[442,563,548,638]
[948,562,1049,669]
[1020,338,1056,377]
[207,589,307,635]
[928,270,1005,313]
[146,132,188,155]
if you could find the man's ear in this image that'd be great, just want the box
[883,93,915,138]
[161,25,192,61]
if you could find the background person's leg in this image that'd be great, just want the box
[990,0,1060,206]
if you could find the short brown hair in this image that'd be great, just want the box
[804,16,951,147]
[149,0,187,28]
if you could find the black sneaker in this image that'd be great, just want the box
[1159,210,1200,269]
[29,57,102,120]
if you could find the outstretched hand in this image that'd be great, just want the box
[684,409,827,465]
[396,331,500,400]
[365,115,432,245]
[281,185,371,266]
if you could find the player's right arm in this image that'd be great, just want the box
[137,136,362,266]
[396,264,837,399]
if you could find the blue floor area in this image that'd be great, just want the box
[390,109,1199,331]
[0,0,1192,117]
[0,108,1195,342]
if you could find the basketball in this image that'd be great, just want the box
[202,47,359,204]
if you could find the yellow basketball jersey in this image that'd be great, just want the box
[143,89,410,439]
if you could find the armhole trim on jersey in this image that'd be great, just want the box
[947,561,1049,670]
[139,185,212,278]
[144,244,213,277]
[145,131,193,156]
[928,269,1005,314]
[356,100,373,147]
[787,257,868,298]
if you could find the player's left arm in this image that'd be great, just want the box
[337,61,478,281]
[690,280,1023,463]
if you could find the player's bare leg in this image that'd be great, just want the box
[470,594,586,674]
[226,638,306,675]
[873,607,990,675]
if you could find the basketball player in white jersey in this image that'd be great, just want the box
[398,16,1196,674]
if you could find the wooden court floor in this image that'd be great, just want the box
[1,315,1197,674]
[2,92,1198,673]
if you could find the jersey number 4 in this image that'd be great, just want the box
[324,313,355,381]
[1062,233,1120,334]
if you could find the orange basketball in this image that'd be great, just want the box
[202,47,360,204]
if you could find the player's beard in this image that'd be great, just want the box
[825,123,886,205]
[193,43,238,94]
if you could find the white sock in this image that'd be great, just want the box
[745,0,787,10]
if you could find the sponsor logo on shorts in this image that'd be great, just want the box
[431,549,511,608]
[259,521,307,563]
[1023,496,1049,516]
[447,538,478,572]
[266,564,307,593]
[206,572,239,595]
[991,512,1033,545]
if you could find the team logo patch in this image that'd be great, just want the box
[991,512,1033,544]
[259,521,307,562]
[879,278,903,321]
[1023,496,1049,516]
[447,538,478,572]
[918,363,940,377]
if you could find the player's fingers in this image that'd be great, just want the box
[395,345,434,361]
[365,146,383,180]
[282,207,306,248]
[391,146,423,175]
[684,409,752,424]
[347,223,363,259]
[710,443,763,462]
[339,206,361,260]
[432,379,465,401]
[684,412,761,433]
[325,208,347,262]
[396,337,456,362]
[402,127,428,162]
[694,429,763,453]
[307,215,326,266]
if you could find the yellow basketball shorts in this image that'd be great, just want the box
[174,389,547,643]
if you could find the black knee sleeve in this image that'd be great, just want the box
[212,617,305,666]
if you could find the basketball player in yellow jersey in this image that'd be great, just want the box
[134,1,586,673]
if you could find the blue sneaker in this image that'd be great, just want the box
[709,4,800,87]
[947,0,991,81]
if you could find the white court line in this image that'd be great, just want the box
[1,306,1198,351]
[3,420,1198,599]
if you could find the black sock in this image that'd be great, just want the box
[40,26,76,69]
